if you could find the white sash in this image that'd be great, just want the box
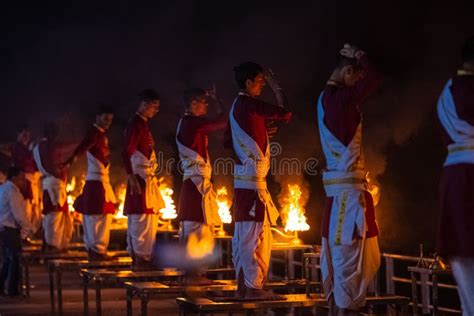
[229,94,279,225]
[131,150,165,211]
[176,118,221,226]
[86,152,117,203]
[32,144,67,207]
[437,78,474,166]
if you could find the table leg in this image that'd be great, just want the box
[49,263,56,316]
[432,275,439,316]
[57,269,63,316]
[226,240,231,267]
[83,274,89,316]
[140,292,149,316]
[24,258,30,297]
[284,250,289,280]
[304,256,310,296]
[95,277,102,316]
[127,288,133,316]
[410,271,418,316]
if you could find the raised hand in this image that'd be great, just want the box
[265,68,282,92]
[340,43,365,59]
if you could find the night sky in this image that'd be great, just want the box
[2,1,474,253]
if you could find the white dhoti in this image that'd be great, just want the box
[450,257,474,316]
[179,220,212,242]
[127,214,158,261]
[83,214,112,254]
[317,92,380,309]
[232,221,272,289]
[43,211,74,250]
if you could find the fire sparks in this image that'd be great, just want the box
[216,187,232,224]
[158,178,177,220]
[281,184,310,232]
[186,228,215,260]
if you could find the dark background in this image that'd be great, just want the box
[2,0,474,254]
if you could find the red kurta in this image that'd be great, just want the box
[11,142,37,199]
[177,115,227,222]
[321,55,382,239]
[37,140,69,214]
[122,114,155,215]
[438,73,474,258]
[72,125,115,215]
[227,94,291,222]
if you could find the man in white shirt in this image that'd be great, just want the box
[0,167,33,296]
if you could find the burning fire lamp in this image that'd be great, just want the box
[215,187,232,236]
[158,177,177,230]
[275,184,310,245]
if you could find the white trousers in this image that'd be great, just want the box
[451,257,474,316]
[83,214,112,254]
[127,214,157,262]
[43,212,74,250]
[321,236,380,310]
[232,221,272,289]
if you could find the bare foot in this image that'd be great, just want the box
[244,288,283,300]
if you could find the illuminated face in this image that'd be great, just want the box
[343,66,366,87]
[245,73,266,97]
[190,96,209,117]
[96,113,114,130]
[140,100,160,119]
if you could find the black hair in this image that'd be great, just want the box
[462,36,474,63]
[138,89,160,103]
[335,56,362,71]
[96,104,115,116]
[7,166,24,180]
[233,62,263,89]
[183,88,207,108]
[15,124,29,135]
[43,122,59,139]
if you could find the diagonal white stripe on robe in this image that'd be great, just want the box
[317,91,380,309]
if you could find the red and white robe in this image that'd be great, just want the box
[176,114,226,244]
[11,142,42,232]
[32,140,73,250]
[437,71,474,315]
[122,114,165,262]
[72,125,116,254]
[228,92,291,289]
[318,55,382,310]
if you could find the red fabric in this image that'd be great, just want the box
[42,190,69,214]
[37,140,67,181]
[322,55,382,146]
[73,126,110,166]
[225,95,291,155]
[227,95,291,222]
[177,115,227,161]
[123,175,154,215]
[438,74,474,257]
[11,142,37,173]
[321,191,379,239]
[178,179,204,222]
[73,180,115,215]
[122,115,155,175]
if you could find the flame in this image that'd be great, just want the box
[115,183,127,219]
[281,184,310,232]
[158,178,177,220]
[186,228,215,260]
[66,176,84,213]
[366,174,381,206]
[216,187,232,224]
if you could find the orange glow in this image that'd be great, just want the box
[216,187,232,224]
[186,228,215,260]
[158,177,177,220]
[115,183,127,219]
[281,184,310,232]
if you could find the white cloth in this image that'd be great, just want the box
[85,152,116,203]
[24,172,42,232]
[83,214,112,254]
[451,257,474,316]
[130,151,165,211]
[179,220,213,242]
[232,220,272,289]
[0,181,33,235]
[127,214,158,261]
[437,78,474,166]
[176,118,221,226]
[32,144,67,207]
[43,211,73,249]
[317,91,380,309]
[229,94,279,224]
